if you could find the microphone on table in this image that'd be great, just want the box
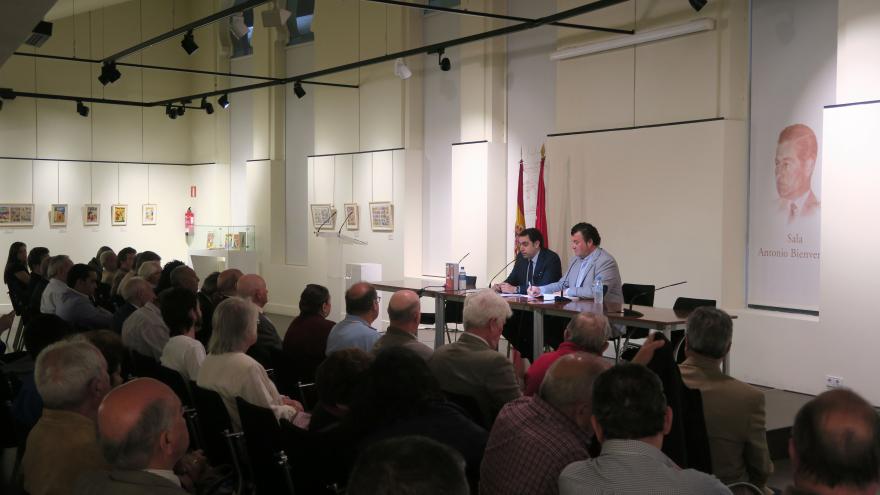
[416,285,448,297]
[553,259,578,303]
[488,257,519,290]
[624,281,687,317]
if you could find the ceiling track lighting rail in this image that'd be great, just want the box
[101,0,271,63]
[3,0,625,109]
[365,0,634,35]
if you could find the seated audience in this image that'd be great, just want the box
[157,260,185,294]
[138,260,162,288]
[524,312,610,396]
[56,263,113,330]
[196,297,302,431]
[40,255,74,314]
[170,265,200,293]
[353,346,488,488]
[347,436,469,495]
[373,289,432,360]
[195,271,220,346]
[21,339,112,495]
[8,314,73,431]
[110,246,136,299]
[237,273,283,351]
[74,378,194,495]
[216,268,243,299]
[283,284,335,382]
[98,250,118,286]
[310,348,373,432]
[87,246,113,278]
[326,282,381,355]
[159,288,206,382]
[121,279,169,360]
[25,247,51,321]
[113,276,154,334]
[428,289,518,424]
[5,241,30,311]
[83,330,127,387]
[679,307,773,492]
[786,388,880,495]
[481,353,607,495]
[559,363,730,494]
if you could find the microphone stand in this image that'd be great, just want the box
[624,281,687,317]
[554,260,578,303]
[314,209,337,236]
[488,257,519,289]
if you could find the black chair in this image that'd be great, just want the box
[128,350,160,378]
[672,297,717,363]
[296,381,318,411]
[191,383,246,493]
[614,283,656,360]
[4,290,26,352]
[442,390,488,429]
[235,398,296,495]
[154,366,202,450]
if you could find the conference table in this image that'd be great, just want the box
[374,278,702,364]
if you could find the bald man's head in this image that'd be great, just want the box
[791,389,880,492]
[237,273,269,307]
[565,313,609,355]
[97,378,189,471]
[170,265,199,294]
[387,290,420,333]
[217,269,244,297]
[345,282,379,323]
[540,352,609,431]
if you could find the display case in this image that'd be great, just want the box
[187,224,257,278]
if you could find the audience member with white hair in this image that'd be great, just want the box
[21,339,112,495]
[99,250,118,286]
[196,297,303,431]
[121,277,170,360]
[137,260,162,288]
[524,312,611,396]
[113,276,154,334]
[74,378,196,495]
[481,353,608,494]
[428,289,518,424]
[40,254,74,314]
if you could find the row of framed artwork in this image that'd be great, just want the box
[0,203,158,227]
[311,201,394,232]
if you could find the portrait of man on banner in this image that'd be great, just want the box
[775,123,820,223]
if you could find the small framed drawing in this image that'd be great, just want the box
[83,204,100,226]
[142,204,157,225]
[369,201,394,231]
[111,204,127,226]
[343,203,359,230]
[0,204,34,227]
[49,204,67,227]
[310,204,336,231]
[206,231,216,249]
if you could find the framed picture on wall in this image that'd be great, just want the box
[142,204,158,225]
[49,204,67,227]
[83,204,100,226]
[310,204,336,231]
[111,204,127,226]
[0,204,34,227]
[369,202,394,231]
[344,203,359,230]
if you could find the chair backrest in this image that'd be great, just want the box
[128,350,160,378]
[296,381,318,411]
[191,383,235,465]
[154,366,194,407]
[727,482,765,495]
[622,283,656,306]
[443,390,488,429]
[235,397,296,495]
[673,297,716,311]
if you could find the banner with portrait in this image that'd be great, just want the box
[747,0,837,311]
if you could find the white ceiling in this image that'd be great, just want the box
[0,0,60,70]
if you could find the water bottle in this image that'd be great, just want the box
[459,266,467,290]
[592,275,604,304]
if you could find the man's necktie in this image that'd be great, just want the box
[527,260,534,286]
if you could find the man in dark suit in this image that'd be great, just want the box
[238,273,283,369]
[494,228,562,360]
[494,228,562,295]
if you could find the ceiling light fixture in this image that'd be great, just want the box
[166,103,177,120]
[76,100,89,117]
[218,94,230,108]
[201,97,214,114]
[393,57,412,80]
[25,21,53,47]
[689,0,707,12]
[98,61,121,86]
[176,105,186,117]
[293,81,306,99]
[550,18,716,60]
[181,30,199,55]
[437,49,451,71]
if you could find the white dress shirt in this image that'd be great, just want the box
[160,335,206,382]
[121,302,170,361]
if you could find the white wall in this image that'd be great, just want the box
[285,43,316,266]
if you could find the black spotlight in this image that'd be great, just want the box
[218,94,229,109]
[201,97,214,114]
[437,49,451,72]
[98,61,121,86]
[181,29,198,55]
[166,103,177,120]
[293,81,306,99]
[76,100,89,117]
[176,105,186,117]
[689,0,707,11]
